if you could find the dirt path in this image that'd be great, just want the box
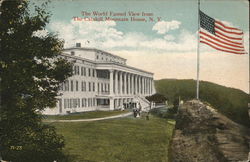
[45,112,133,122]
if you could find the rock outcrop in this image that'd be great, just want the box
[171,100,250,162]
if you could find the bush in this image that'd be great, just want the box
[150,106,177,119]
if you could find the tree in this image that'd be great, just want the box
[0,0,72,161]
[146,93,167,103]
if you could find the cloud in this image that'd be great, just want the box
[52,18,248,55]
[152,20,181,34]
[49,20,196,53]
[49,20,123,48]
[164,34,175,41]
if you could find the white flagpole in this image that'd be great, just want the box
[196,0,200,100]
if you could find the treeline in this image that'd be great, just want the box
[155,79,250,127]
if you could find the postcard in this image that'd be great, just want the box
[1,0,249,161]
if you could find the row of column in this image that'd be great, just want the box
[109,70,153,96]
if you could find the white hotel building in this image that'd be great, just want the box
[43,43,155,115]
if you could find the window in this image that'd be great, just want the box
[67,99,70,108]
[98,83,100,92]
[96,55,99,59]
[64,80,69,91]
[77,98,80,108]
[73,66,79,75]
[70,80,74,91]
[84,98,87,107]
[81,67,83,76]
[84,82,86,91]
[76,66,80,75]
[93,82,95,91]
[89,82,91,91]
[92,69,95,77]
[88,68,91,77]
[64,99,67,109]
[69,99,72,108]
[93,98,95,106]
[72,66,75,75]
[71,51,75,56]
[82,98,85,107]
[73,66,76,75]
[73,99,77,108]
[84,67,86,76]
[76,81,78,91]
[89,98,92,107]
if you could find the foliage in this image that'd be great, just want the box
[0,0,72,161]
[146,93,167,103]
[150,106,177,119]
[155,79,250,127]
[172,96,179,110]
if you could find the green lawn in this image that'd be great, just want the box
[43,110,129,120]
[49,115,175,162]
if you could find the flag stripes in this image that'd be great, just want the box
[200,36,244,52]
[200,41,245,55]
[200,31,243,48]
[215,20,242,31]
[199,10,246,55]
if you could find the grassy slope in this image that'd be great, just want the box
[155,79,250,127]
[43,110,129,120]
[50,116,175,162]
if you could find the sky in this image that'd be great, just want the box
[34,0,249,93]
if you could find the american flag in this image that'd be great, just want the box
[199,10,247,55]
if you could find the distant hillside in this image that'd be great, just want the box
[154,79,250,127]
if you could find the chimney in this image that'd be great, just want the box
[76,43,81,47]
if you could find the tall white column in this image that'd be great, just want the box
[109,70,114,96]
[124,73,127,95]
[134,75,137,95]
[115,70,118,94]
[119,72,123,95]
[143,77,144,95]
[144,77,146,95]
[109,70,114,110]
[138,76,140,94]
[146,78,149,95]
[142,77,144,95]
[148,78,151,95]
[138,76,141,95]
[128,73,130,94]
[150,79,153,94]
[131,74,134,95]
[143,77,145,95]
